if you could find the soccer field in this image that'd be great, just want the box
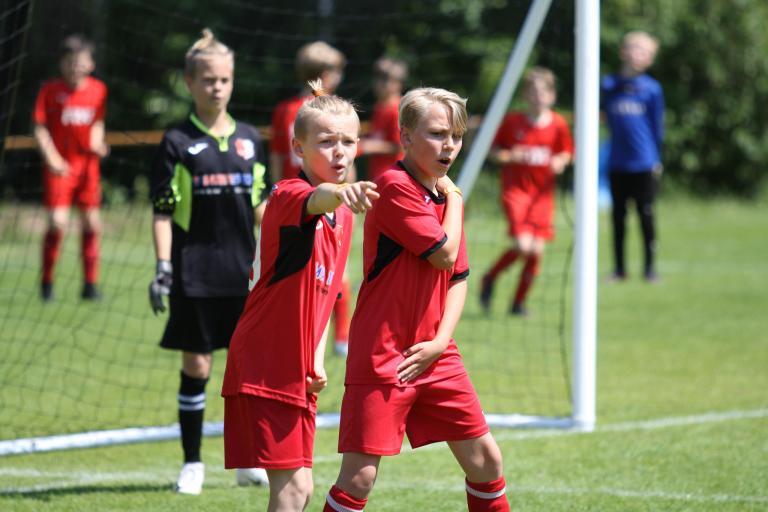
[1,193,767,511]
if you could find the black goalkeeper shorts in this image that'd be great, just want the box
[159,295,246,354]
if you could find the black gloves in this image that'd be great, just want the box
[149,260,172,315]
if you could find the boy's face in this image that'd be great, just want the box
[524,80,556,111]
[401,102,463,180]
[373,75,403,100]
[59,51,94,87]
[293,112,359,184]
[620,38,656,73]
[320,68,343,94]
[185,56,234,114]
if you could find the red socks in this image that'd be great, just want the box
[81,230,99,284]
[513,254,540,306]
[324,485,367,512]
[466,476,510,512]
[486,248,519,282]
[334,277,351,343]
[42,228,63,284]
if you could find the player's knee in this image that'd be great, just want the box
[342,465,377,497]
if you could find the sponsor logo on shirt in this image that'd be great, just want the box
[188,142,209,155]
[61,107,95,126]
[522,145,552,166]
[235,138,255,160]
[192,172,253,195]
[315,263,335,290]
[611,100,646,116]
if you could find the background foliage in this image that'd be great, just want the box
[3,0,767,197]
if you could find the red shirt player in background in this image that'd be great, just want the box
[323,88,510,512]
[33,34,108,301]
[223,81,379,512]
[480,67,573,316]
[270,40,354,357]
[359,57,407,180]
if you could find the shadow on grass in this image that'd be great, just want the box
[0,482,170,500]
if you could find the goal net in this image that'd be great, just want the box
[0,0,596,455]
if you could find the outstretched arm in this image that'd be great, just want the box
[306,181,380,215]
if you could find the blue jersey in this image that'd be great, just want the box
[601,73,664,172]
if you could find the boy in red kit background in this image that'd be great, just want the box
[359,57,407,180]
[223,82,379,512]
[34,34,108,301]
[270,40,353,357]
[323,87,510,512]
[480,67,573,316]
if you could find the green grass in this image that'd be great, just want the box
[1,191,767,511]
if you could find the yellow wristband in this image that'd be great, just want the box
[445,185,462,197]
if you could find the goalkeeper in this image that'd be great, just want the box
[148,28,268,495]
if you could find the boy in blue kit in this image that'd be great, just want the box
[601,30,664,281]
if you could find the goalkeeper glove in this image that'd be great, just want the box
[149,260,172,315]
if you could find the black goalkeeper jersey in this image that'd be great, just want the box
[150,113,266,297]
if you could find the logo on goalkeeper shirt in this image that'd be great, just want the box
[188,142,209,155]
[235,138,255,160]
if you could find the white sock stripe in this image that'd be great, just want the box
[177,393,205,404]
[326,494,364,512]
[178,403,205,411]
[465,483,507,500]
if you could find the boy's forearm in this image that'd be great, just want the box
[434,279,467,346]
[428,192,463,269]
[152,215,172,261]
[314,319,330,374]
[90,120,106,152]
[306,183,343,215]
[33,124,62,165]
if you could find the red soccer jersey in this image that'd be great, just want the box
[366,97,403,180]
[33,76,107,164]
[345,163,469,386]
[222,174,353,409]
[494,111,573,196]
[270,94,312,180]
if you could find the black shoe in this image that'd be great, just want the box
[607,271,627,283]
[479,276,494,312]
[644,271,660,283]
[510,303,528,317]
[41,282,53,302]
[81,283,102,301]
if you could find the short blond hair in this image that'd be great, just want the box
[523,66,556,93]
[399,87,468,137]
[373,57,408,83]
[295,41,346,83]
[293,80,359,140]
[622,30,659,57]
[185,28,234,77]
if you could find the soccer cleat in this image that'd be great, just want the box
[479,275,494,312]
[644,271,660,283]
[607,271,627,283]
[236,467,269,487]
[175,462,204,495]
[510,303,528,317]
[41,282,54,302]
[81,282,102,301]
[334,341,348,357]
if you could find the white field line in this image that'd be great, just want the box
[2,408,767,503]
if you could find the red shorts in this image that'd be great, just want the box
[501,190,554,240]
[224,394,316,469]
[338,372,489,455]
[43,157,101,209]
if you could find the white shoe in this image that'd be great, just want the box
[334,341,348,357]
[236,467,269,487]
[175,462,204,495]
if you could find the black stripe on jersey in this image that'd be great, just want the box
[268,220,319,286]
[419,234,447,259]
[450,269,470,282]
[367,234,404,283]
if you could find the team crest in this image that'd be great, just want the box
[235,138,255,160]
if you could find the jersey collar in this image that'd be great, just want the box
[189,113,237,152]
[395,161,445,204]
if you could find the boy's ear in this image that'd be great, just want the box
[291,137,304,159]
[400,127,411,147]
